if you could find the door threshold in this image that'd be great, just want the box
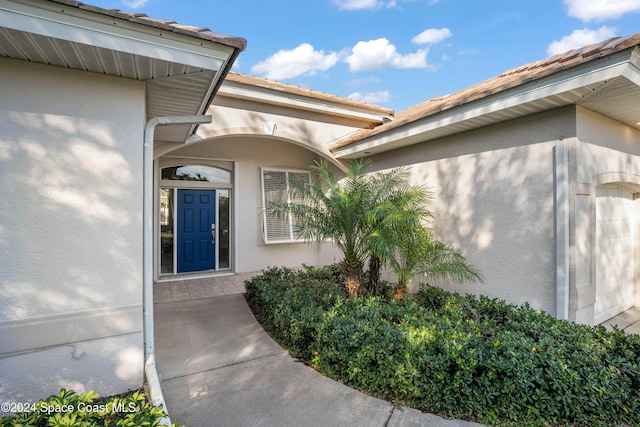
[157,270,234,283]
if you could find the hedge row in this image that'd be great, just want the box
[245,265,640,427]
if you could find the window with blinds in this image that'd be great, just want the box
[261,168,310,243]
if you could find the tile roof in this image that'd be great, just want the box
[49,0,246,51]
[331,33,640,151]
[224,72,395,117]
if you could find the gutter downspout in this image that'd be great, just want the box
[143,115,212,424]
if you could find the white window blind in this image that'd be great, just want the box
[261,168,310,243]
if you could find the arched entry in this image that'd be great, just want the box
[159,162,233,275]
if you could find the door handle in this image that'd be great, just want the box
[211,224,216,245]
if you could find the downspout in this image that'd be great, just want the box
[143,115,212,424]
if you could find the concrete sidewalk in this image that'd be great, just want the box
[154,291,486,427]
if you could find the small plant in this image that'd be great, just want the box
[0,388,183,427]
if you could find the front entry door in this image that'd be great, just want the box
[177,189,216,273]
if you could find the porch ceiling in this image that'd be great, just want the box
[0,0,245,144]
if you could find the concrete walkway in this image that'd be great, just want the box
[601,306,640,335]
[153,276,485,427]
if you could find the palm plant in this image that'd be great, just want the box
[266,159,377,295]
[266,158,482,298]
[375,222,484,299]
[363,174,434,294]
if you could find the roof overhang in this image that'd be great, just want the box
[218,74,394,125]
[0,0,246,143]
[333,47,640,159]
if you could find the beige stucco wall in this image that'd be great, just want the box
[156,94,375,165]
[162,136,342,273]
[154,80,386,276]
[0,58,144,406]
[208,95,379,152]
[366,107,578,315]
[570,106,640,323]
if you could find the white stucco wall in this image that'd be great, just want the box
[208,95,379,153]
[365,108,578,314]
[0,58,145,405]
[163,136,342,273]
[0,333,143,415]
[153,82,383,275]
[570,107,640,323]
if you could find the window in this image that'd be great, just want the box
[162,164,231,183]
[261,168,310,243]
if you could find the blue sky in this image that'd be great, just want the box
[89,0,640,112]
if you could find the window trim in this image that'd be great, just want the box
[260,167,310,244]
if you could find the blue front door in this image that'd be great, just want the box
[177,189,216,273]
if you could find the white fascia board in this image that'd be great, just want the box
[0,0,231,71]
[334,51,634,158]
[623,48,640,86]
[218,81,387,124]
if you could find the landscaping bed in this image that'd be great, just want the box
[245,265,640,427]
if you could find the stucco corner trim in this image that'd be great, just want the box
[555,140,570,320]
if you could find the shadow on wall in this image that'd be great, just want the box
[167,102,350,272]
[368,137,559,313]
[0,110,142,321]
[0,334,143,414]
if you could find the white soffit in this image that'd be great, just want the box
[0,0,238,143]
[0,1,230,70]
[334,49,640,159]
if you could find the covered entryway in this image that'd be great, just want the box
[594,184,637,324]
[159,163,232,276]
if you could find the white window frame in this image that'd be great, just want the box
[261,167,310,244]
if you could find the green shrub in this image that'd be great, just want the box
[245,265,347,360]
[245,267,640,427]
[0,388,182,427]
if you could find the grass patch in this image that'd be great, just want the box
[245,265,640,427]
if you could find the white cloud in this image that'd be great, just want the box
[122,0,148,8]
[348,90,391,103]
[251,43,339,80]
[333,0,404,9]
[546,26,617,56]
[333,0,382,10]
[345,76,381,87]
[564,0,640,21]
[345,38,428,72]
[411,28,452,45]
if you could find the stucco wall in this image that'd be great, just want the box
[209,95,379,150]
[156,95,376,163]
[365,108,578,314]
[0,58,145,405]
[0,333,143,415]
[570,107,640,322]
[163,136,341,272]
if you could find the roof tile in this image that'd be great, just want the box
[331,33,640,151]
[49,0,247,51]
[224,72,395,117]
